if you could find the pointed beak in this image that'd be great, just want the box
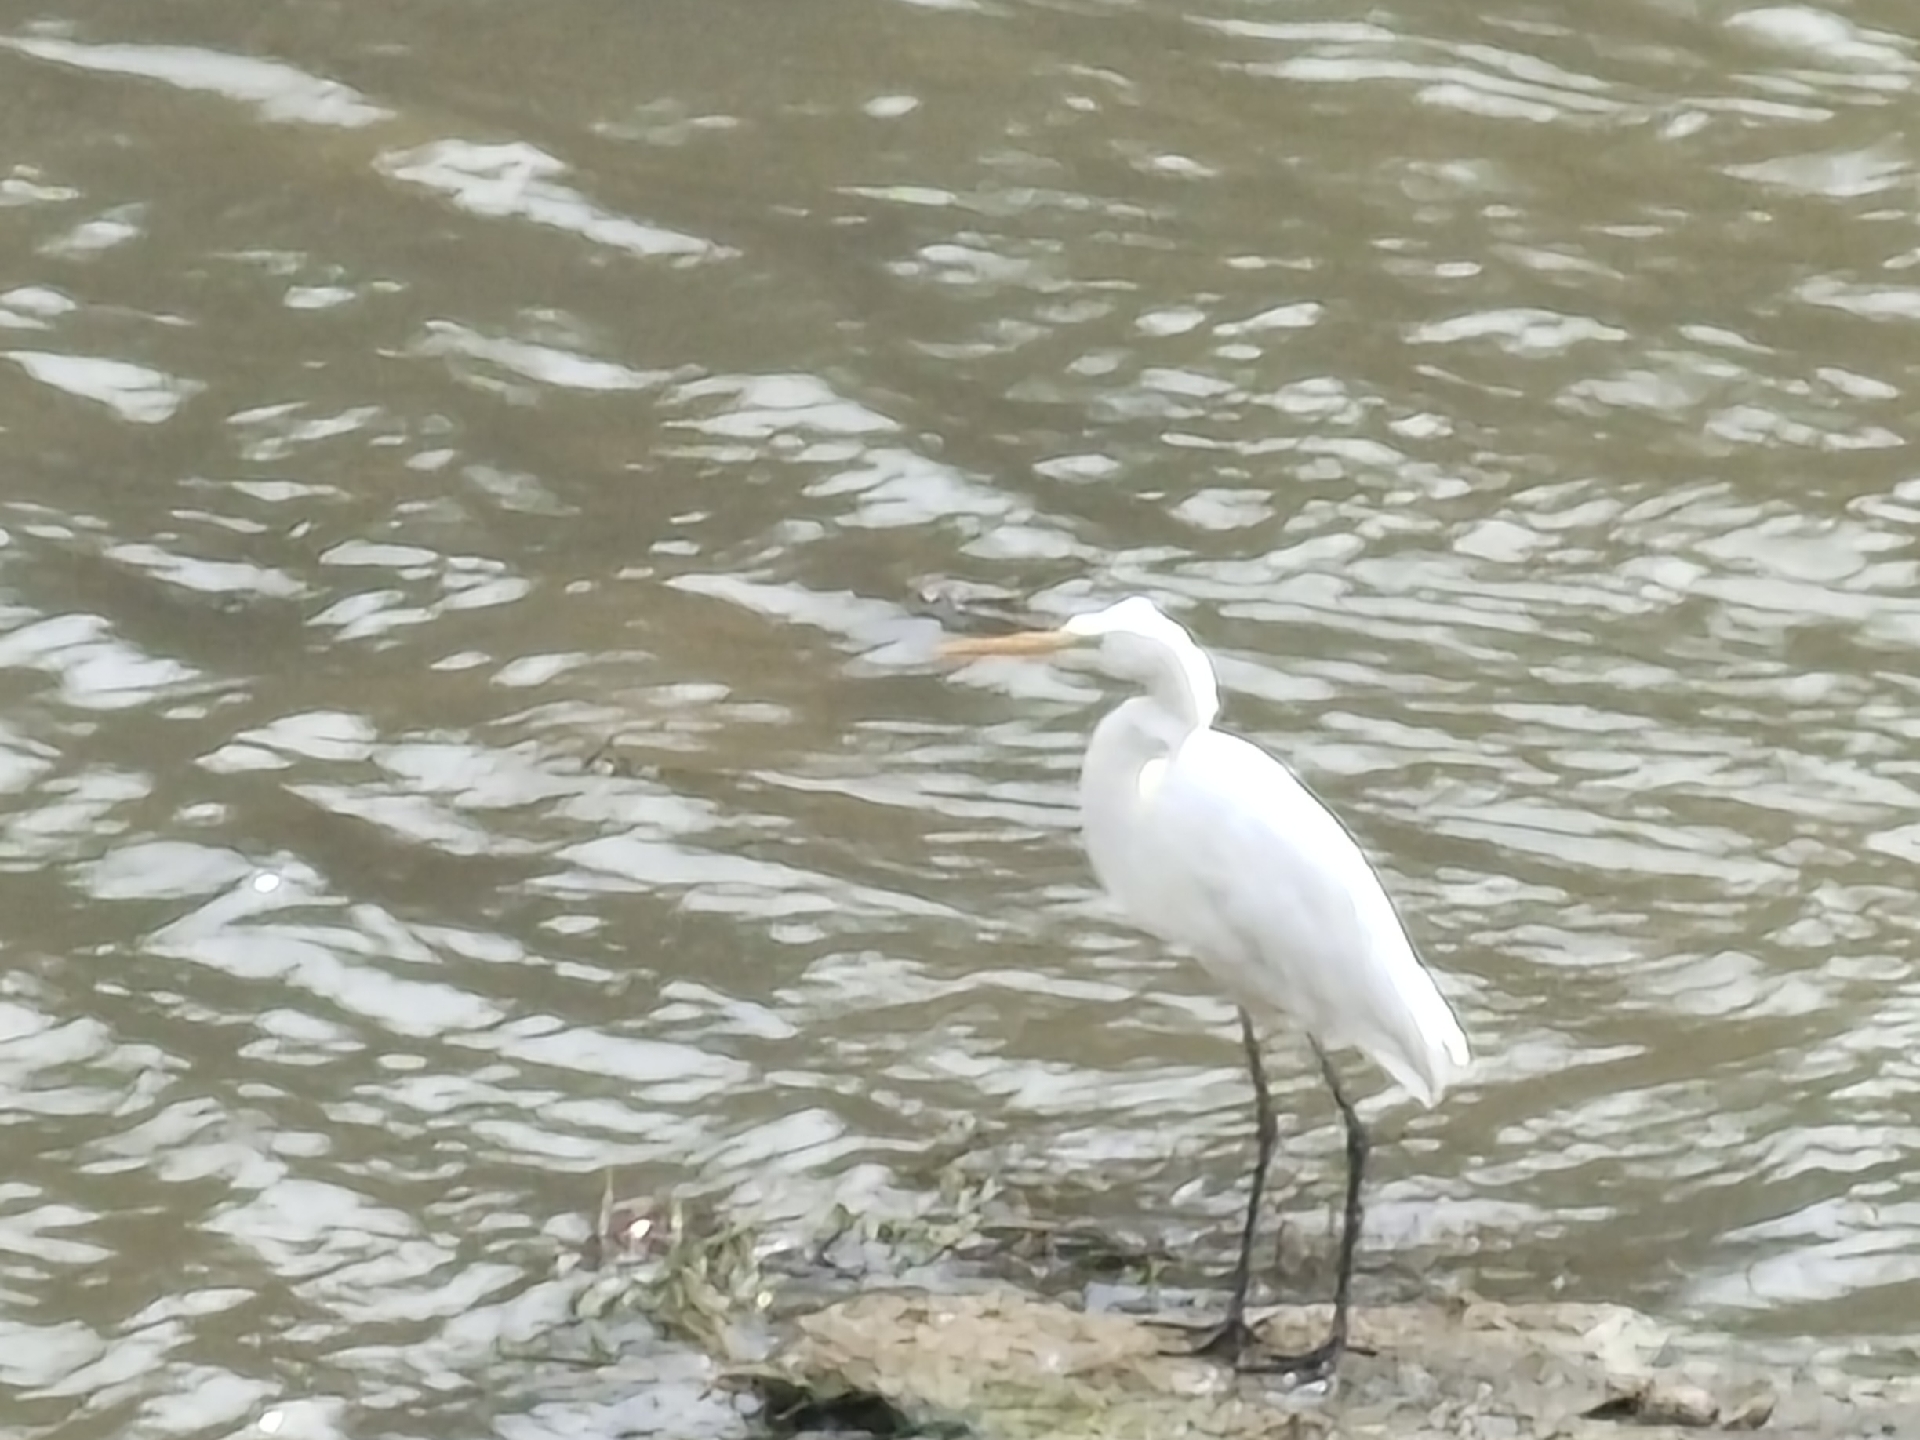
[938,628,1075,659]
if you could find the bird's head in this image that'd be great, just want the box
[939,595,1219,727]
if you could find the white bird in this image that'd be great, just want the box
[940,595,1470,1380]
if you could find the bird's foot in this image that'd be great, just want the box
[1159,1316,1369,1381]
[1237,1333,1347,1384]
[1162,1313,1264,1366]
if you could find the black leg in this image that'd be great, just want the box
[1245,1039,1369,1382]
[1175,1006,1277,1365]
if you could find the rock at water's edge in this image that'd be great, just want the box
[737,1288,1920,1439]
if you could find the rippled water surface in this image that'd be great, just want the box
[4,0,1920,1434]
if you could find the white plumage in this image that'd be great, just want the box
[942,594,1471,1380]
[1066,598,1469,1106]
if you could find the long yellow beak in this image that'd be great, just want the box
[938,629,1074,659]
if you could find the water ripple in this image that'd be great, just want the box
[1,0,1918,1435]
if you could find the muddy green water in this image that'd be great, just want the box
[2,2,1918,1436]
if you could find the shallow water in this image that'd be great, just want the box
[3,0,1920,1435]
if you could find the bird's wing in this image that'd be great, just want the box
[1133,728,1468,1103]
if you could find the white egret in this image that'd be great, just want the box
[940,596,1470,1380]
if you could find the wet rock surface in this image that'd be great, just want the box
[736,1286,1920,1439]
[553,1173,1920,1439]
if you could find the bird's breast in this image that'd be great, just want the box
[1135,756,1168,804]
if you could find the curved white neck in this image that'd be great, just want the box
[1147,638,1219,734]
